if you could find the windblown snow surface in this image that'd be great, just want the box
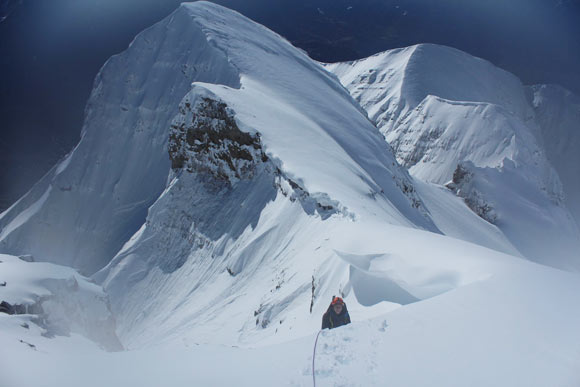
[1,3,580,386]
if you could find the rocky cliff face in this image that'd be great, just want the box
[169,96,268,182]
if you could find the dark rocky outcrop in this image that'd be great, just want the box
[447,163,497,224]
[169,97,268,183]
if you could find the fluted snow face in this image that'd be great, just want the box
[0,5,241,275]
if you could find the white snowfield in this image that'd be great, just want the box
[1,2,580,387]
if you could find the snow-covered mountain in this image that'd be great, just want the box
[2,0,431,346]
[327,44,580,270]
[2,2,580,386]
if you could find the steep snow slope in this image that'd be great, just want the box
[328,45,580,270]
[527,84,580,225]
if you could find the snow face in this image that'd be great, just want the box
[0,186,51,241]
[328,44,580,270]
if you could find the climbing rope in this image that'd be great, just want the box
[312,329,322,387]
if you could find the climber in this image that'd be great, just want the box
[321,296,351,329]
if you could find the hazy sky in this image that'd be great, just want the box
[1,0,579,211]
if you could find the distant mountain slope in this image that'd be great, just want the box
[527,84,580,225]
[328,44,580,270]
[327,44,535,132]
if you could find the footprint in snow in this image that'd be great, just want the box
[378,319,388,332]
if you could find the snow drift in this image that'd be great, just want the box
[0,253,122,351]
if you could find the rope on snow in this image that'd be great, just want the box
[312,329,322,387]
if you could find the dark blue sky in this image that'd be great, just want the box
[1,0,579,211]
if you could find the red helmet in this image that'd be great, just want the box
[331,296,344,306]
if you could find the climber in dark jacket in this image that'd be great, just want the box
[321,296,351,329]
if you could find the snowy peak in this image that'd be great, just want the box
[0,2,433,278]
[179,3,430,227]
[327,44,534,134]
[401,44,532,119]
